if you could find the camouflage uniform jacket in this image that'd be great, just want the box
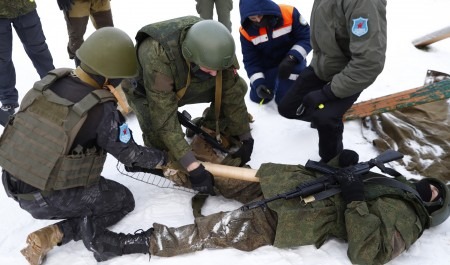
[0,0,36,19]
[258,162,430,265]
[133,17,250,161]
[310,0,387,98]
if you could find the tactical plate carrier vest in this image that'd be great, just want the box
[0,68,116,191]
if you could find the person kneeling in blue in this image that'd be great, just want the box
[239,0,311,105]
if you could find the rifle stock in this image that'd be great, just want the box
[177,110,228,153]
[241,149,404,211]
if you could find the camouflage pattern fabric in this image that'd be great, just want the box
[127,19,251,163]
[362,100,450,181]
[149,201,277,257]
[258,162,429,265]
[148,161,430,265]
[0,0,36,19]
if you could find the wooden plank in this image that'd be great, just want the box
[412,26,450,48]
[343,79,450,121]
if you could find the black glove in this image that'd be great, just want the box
[338,149,359,167]
[57,0,74,11]
[278,55,298,79]
[256,84,274,100]
[302,83,338,109]
[334,169,365,204]
[189,164,216,195]
[231,138,254,166]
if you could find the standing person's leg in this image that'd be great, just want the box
[89,0,114,29]
[195,0,215,20]
[312,93,359,162]
[13,10,54,79]
[215,0,233,32]
[64,1,90,61]
[0,18,18,109]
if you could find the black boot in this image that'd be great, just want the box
[91,228,153,262]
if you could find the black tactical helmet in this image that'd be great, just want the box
[182,20,235,70]
[76,27,138,78]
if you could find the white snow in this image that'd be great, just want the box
[1,0,449,264]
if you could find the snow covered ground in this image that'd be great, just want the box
[1,0,449,264]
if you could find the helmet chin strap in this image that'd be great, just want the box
[104,82,131,115]
[74,67,130,114]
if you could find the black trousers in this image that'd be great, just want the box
[2,172,135,245]
[278,67,360,162]
[0,9,54,105]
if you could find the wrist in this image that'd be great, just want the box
[179,151,197,170]
[322,83,339,100]
[187,161,201,172]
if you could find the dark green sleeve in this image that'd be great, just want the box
[332,0,387,98]
[138,39,191,161]
[345,198,422,264]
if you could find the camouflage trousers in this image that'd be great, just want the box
[149,203,277,256]
[64,0,113,60]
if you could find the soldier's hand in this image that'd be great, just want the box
[189,164,216,195]
[57,0,74,11]
[334,169,365,204]
[231,138,254,166]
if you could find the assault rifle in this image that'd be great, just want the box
[241,149,404,211]
[177,110,228,153]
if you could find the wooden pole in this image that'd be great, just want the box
[202,162,260,182]
[412,26,450,48]
[343,79,450,121]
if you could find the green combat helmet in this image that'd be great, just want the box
[76,27,138,78]
[426,178,450,227]
[182,20,235,70]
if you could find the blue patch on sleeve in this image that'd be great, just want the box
[352,17,369,37]
[119,123,131,143]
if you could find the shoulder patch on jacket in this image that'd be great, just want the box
[352,17,369,37]
[119,123,131,143]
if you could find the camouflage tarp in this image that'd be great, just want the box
[362,100,450,181]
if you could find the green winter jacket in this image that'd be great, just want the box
[128,17,250,161]
[0,0,36,19]
[310,0,387,98]
[258,162,429,265]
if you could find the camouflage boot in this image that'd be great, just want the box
[20,224,63,265]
